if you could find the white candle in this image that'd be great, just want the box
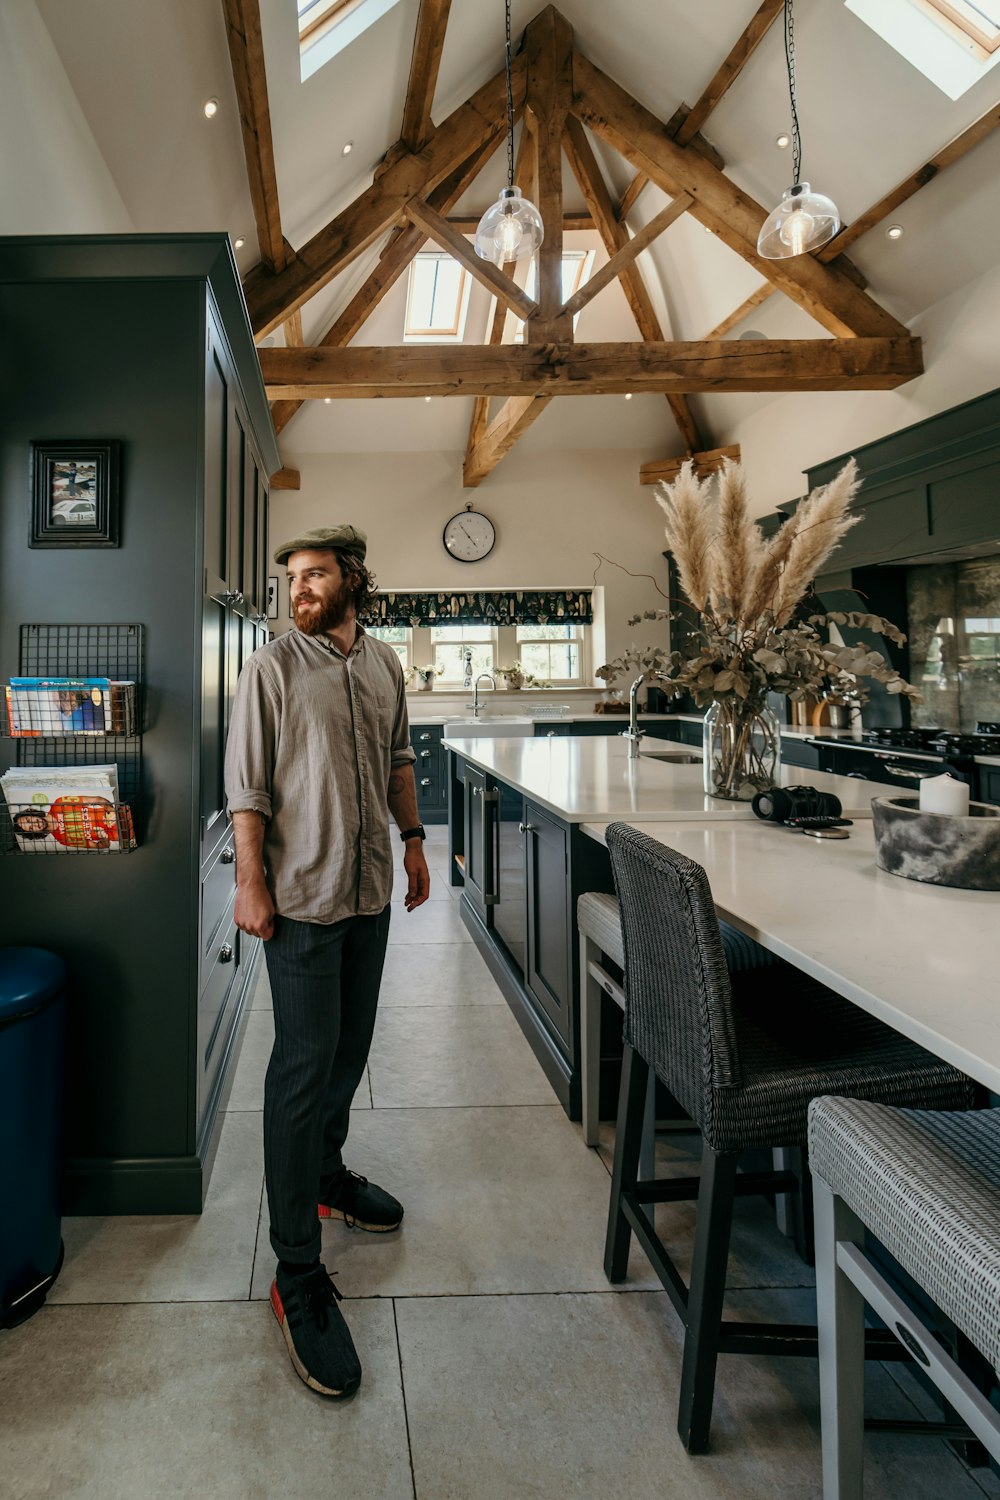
[919,773,970,816]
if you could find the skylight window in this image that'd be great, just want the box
[298,0,405,82]
[404,253,472,343]
[846,0,1000,97]
[512,250,595,342]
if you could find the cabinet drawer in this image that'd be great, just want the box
[202,836,237,953]
[412,726,444,745]
[199,908,243,1101]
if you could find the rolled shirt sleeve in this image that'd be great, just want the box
[389,656,416,769]
[224,655,278,820]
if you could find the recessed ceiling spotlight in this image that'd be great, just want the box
[204,98,219,119]
[341,141,354,156]
[624,393,633,400]
[424,395,432,402]
[233,236,245,250]
[775,132,791,149]
[886,223,904,240]
[324,397,332,404]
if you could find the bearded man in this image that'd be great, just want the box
[224,524,430,1400]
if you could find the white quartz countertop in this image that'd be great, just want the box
[442,734,887,824]
[580,818,1000,1093]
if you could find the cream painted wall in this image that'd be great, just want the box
[0,0,132,234]
[725,261,1000,511]
[267,447,671,676]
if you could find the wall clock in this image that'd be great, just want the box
[443,506,496,563]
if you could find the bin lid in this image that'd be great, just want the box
[0,947,66,1019]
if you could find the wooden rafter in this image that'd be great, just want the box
[244,54,524,336]
[270,138,497,434]
[269,467,301,489]
[447,210,595,232]
[562,112,702,451]
[404,199,538,320]
[616,172,650,222]
[639,445,741,486]
[525,7,573,341]
[561,195,693,319]
[703,282,775,340]
[463,395,554,486]
[221,0,284,272]
[401,0,452,151]
[571,51,908,340]
[259,337,923,399]
[818,99,1000,262]
[674,0,784,146]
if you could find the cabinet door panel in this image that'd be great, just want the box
[204,344,229,599]
[227,404,246,603]
[198,904,242,1120]
[525,802,571,1048]
[242,446,262,618]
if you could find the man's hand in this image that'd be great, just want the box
[402,844,431,911]
[235,876,276,940]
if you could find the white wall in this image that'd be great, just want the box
[267,446,671,676]
[0,0,132,234]
[725,261,1000,510]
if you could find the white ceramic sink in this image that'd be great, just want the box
[442,717,535,737]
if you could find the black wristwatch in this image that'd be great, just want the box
[399,824,426,843]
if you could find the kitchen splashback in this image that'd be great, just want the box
[908,556,1000,730]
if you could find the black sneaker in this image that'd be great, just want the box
[318,1169,404,1232]
[269,1264,362,1399]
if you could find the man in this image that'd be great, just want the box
[224,524,430,1400]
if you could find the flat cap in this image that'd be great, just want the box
[273,524,367,566]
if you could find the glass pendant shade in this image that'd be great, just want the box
[474,186,544,264]
[757,182,840,259]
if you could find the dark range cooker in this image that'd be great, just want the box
[812,723,1000,803]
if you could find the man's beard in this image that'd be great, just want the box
[293,582,353,636]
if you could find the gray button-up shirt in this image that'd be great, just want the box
[224,627,415,924]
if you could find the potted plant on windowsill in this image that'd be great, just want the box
[405,664,441,692]
[597,458,920,800]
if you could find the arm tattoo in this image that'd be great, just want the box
[388,772,405,796]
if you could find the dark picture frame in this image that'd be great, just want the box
[267,575,279,620]
[29,439,121,548]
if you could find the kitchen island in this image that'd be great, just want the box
[444,734,889,1119]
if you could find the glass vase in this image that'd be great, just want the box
[702,698,781,801]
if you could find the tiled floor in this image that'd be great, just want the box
[2,826,998,1499]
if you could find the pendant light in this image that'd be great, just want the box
[474,0,544,264]
[757,0,840,260]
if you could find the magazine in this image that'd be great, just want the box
[4,678,136,736]
[1,764,134,852]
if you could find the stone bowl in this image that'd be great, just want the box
[871,796,1000,891]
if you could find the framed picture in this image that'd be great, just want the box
[29,440,121,548]
[267,575,279,620]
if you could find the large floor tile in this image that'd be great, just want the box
[226,1009,371,1112]
[367,1005,555,1108]
[379,943,505,1007]
[396,1290,990,1500]
[0,1300,413,1500]
[50,1110,263,1305]
[385,901,471,945]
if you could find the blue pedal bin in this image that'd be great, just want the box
[0,947,67,1327]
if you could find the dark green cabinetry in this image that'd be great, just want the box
[524,803,572,1049]
[410,723,448,823]
[0,235,279,1214]
[981,767,1000,807]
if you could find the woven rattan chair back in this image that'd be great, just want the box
[606,822,742,1127]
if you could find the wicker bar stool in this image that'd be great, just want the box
[603,822,975,1454]
[809,1097,1000,1497]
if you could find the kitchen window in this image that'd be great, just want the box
[367,622,590,686]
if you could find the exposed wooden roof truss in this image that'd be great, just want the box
[220,1,999,486]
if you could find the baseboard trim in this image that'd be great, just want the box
[63,1155,204,1215]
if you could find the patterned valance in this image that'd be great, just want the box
[366,589,593,627]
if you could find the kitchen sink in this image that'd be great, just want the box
[442,716,536,737]
[637,748,699,763]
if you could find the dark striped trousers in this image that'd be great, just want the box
[262,906,391,1263]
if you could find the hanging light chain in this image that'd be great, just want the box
[505,0,515,188]
[784,0,802,187]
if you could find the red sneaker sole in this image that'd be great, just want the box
[269,1280,360,1400]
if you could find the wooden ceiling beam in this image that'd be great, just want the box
[570,51,906,340]
[562,113,702,451]
[561,194,692,319]
[818,99,1000,262]
[674,0,784,146]
[401,0,452,151]
[269,137,497,435]
[639,445,741,486]
[463,394,554,486]
[447,210,595,232]
[702,282,775,340]
[221,0,285,273]
[616,172,650,222]
[269,466,301,490]
[260,337,923,398]
[404,199,538,320]
[524,7,574,342]
[244,55,523,336]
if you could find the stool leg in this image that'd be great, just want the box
[814,1175,865,1500]
[579,932,601,1148]
[604,1043,648,1283]
[678,1147,737,1454]
[639,1068,657,1227]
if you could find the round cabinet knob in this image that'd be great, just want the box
[420,749,433,759]
[219,943,234,963]
[220,847,235,864]
[518,822,537,834]
[420,777,432,786]
[471,786,481,796]
[418,732,432,741]
[546,730,556,737]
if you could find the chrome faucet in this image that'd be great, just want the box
[472,672,496,719]
[621,674,646,758]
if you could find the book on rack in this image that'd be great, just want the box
[0,763,135,851]
[4,678,136,736]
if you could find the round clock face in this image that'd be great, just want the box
[443,509,495,563]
